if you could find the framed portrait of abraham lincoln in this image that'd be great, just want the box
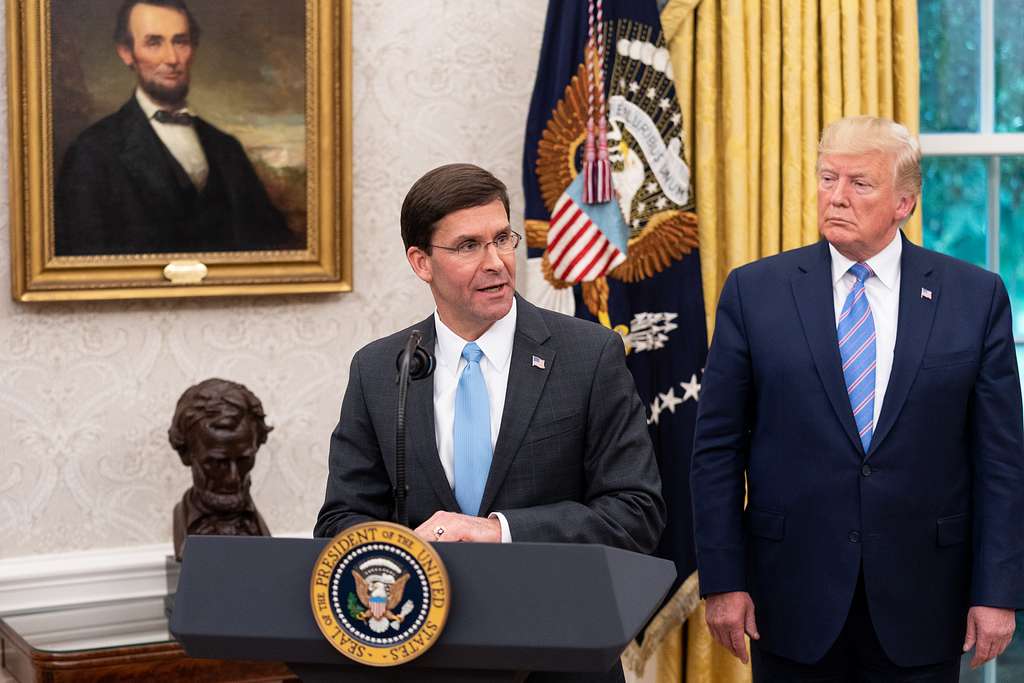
[6,0,352,301]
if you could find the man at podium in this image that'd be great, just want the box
[315,163,664,554]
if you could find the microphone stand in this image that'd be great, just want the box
[394,330,434,528]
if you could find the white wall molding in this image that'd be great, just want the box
[0,531,311,650]
[0,542,176,617]
[0,532,313,618]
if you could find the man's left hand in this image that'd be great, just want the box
[963,605,1016,668]
[413,511,501,543]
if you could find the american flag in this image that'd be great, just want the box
[546,191,626,283]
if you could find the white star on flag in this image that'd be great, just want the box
[647,396,662,425]
[658,387,684,415]
[679,373,701,402]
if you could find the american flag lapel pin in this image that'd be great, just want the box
[532,355,545,369]
[921,287,933,300]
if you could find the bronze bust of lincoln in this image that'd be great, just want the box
[168,378,271,560]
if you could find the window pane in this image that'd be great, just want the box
[995,0,1024,132]
[958,654,985,681]
[1000,157,1024,337]
[922,156,988,269]
[919,0,981,132]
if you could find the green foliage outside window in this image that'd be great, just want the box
[921,156,987,268]
[1000,157,1024,336]
[995,0,1024,132]
[919,0,980,132]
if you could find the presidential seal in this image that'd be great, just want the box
[310,521,450,667]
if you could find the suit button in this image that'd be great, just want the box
[861,464,872,477]
[848,531,861,543]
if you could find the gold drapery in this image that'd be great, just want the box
[664,0,920,340]
[649,1,920,681]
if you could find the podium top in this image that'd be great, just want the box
[171,536,674,673]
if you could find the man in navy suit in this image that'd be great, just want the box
[691,116,1023,681]
[54,0,299,256]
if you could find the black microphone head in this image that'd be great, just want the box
[408,347,436,380]
[396,331,436,381]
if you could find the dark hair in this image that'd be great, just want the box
[168,378,271,464]
[114,0,201,49]
[400,163,510,252]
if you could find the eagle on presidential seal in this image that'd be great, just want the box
[349,557,415,634]
[529,18,698,321]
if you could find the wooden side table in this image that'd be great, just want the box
[0,615,297,682]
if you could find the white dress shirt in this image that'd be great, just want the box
[135,88,209,190]
[829,232,902,429]
[433,298,517,541]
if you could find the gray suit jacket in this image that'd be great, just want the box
[315,294,665,553]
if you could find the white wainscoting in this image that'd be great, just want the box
[0,532,309,650]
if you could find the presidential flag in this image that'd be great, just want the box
[522,0,707,648]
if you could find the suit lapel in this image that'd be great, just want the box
[117,98,189,213]
[791,241,866,455]
[405,317,461,512]
[479,296,553,515]
[866,237,940,459]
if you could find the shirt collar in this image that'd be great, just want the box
[434,298,517,375]
[135,87,194,120]
[829,231,902,291]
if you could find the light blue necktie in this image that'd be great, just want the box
[453,342,492,516]
[838,263,876,452]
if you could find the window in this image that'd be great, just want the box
[919,1,1024,679]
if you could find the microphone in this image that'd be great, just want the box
[394,330,434,527]
[395,334,436,381]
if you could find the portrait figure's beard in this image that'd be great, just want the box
[191,471,252,513]
[139,75,190,108]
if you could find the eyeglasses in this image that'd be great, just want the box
[430,230,522,258]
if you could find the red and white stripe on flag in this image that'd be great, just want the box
[546,192,625,283]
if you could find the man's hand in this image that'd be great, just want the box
[963,606,1016,668]
[705,591,760,664]
[413,511,501,543]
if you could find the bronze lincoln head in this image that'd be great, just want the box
[169,378,271,514]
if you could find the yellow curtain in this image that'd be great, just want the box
[664,0,920,340]
[654,1,920,682]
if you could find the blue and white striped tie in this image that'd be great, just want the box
[838,263,876,452]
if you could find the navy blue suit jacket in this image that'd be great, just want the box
[691,235,1024,666]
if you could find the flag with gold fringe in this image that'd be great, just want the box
[522,0,706,674]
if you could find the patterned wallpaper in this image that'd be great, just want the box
[0,1,547,558]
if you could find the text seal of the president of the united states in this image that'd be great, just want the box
[310,521,450,666]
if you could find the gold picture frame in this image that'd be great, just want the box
[6,0,352,301]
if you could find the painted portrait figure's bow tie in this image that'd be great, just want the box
[154,110,194,126]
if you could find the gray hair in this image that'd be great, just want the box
[817,115,921,227]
